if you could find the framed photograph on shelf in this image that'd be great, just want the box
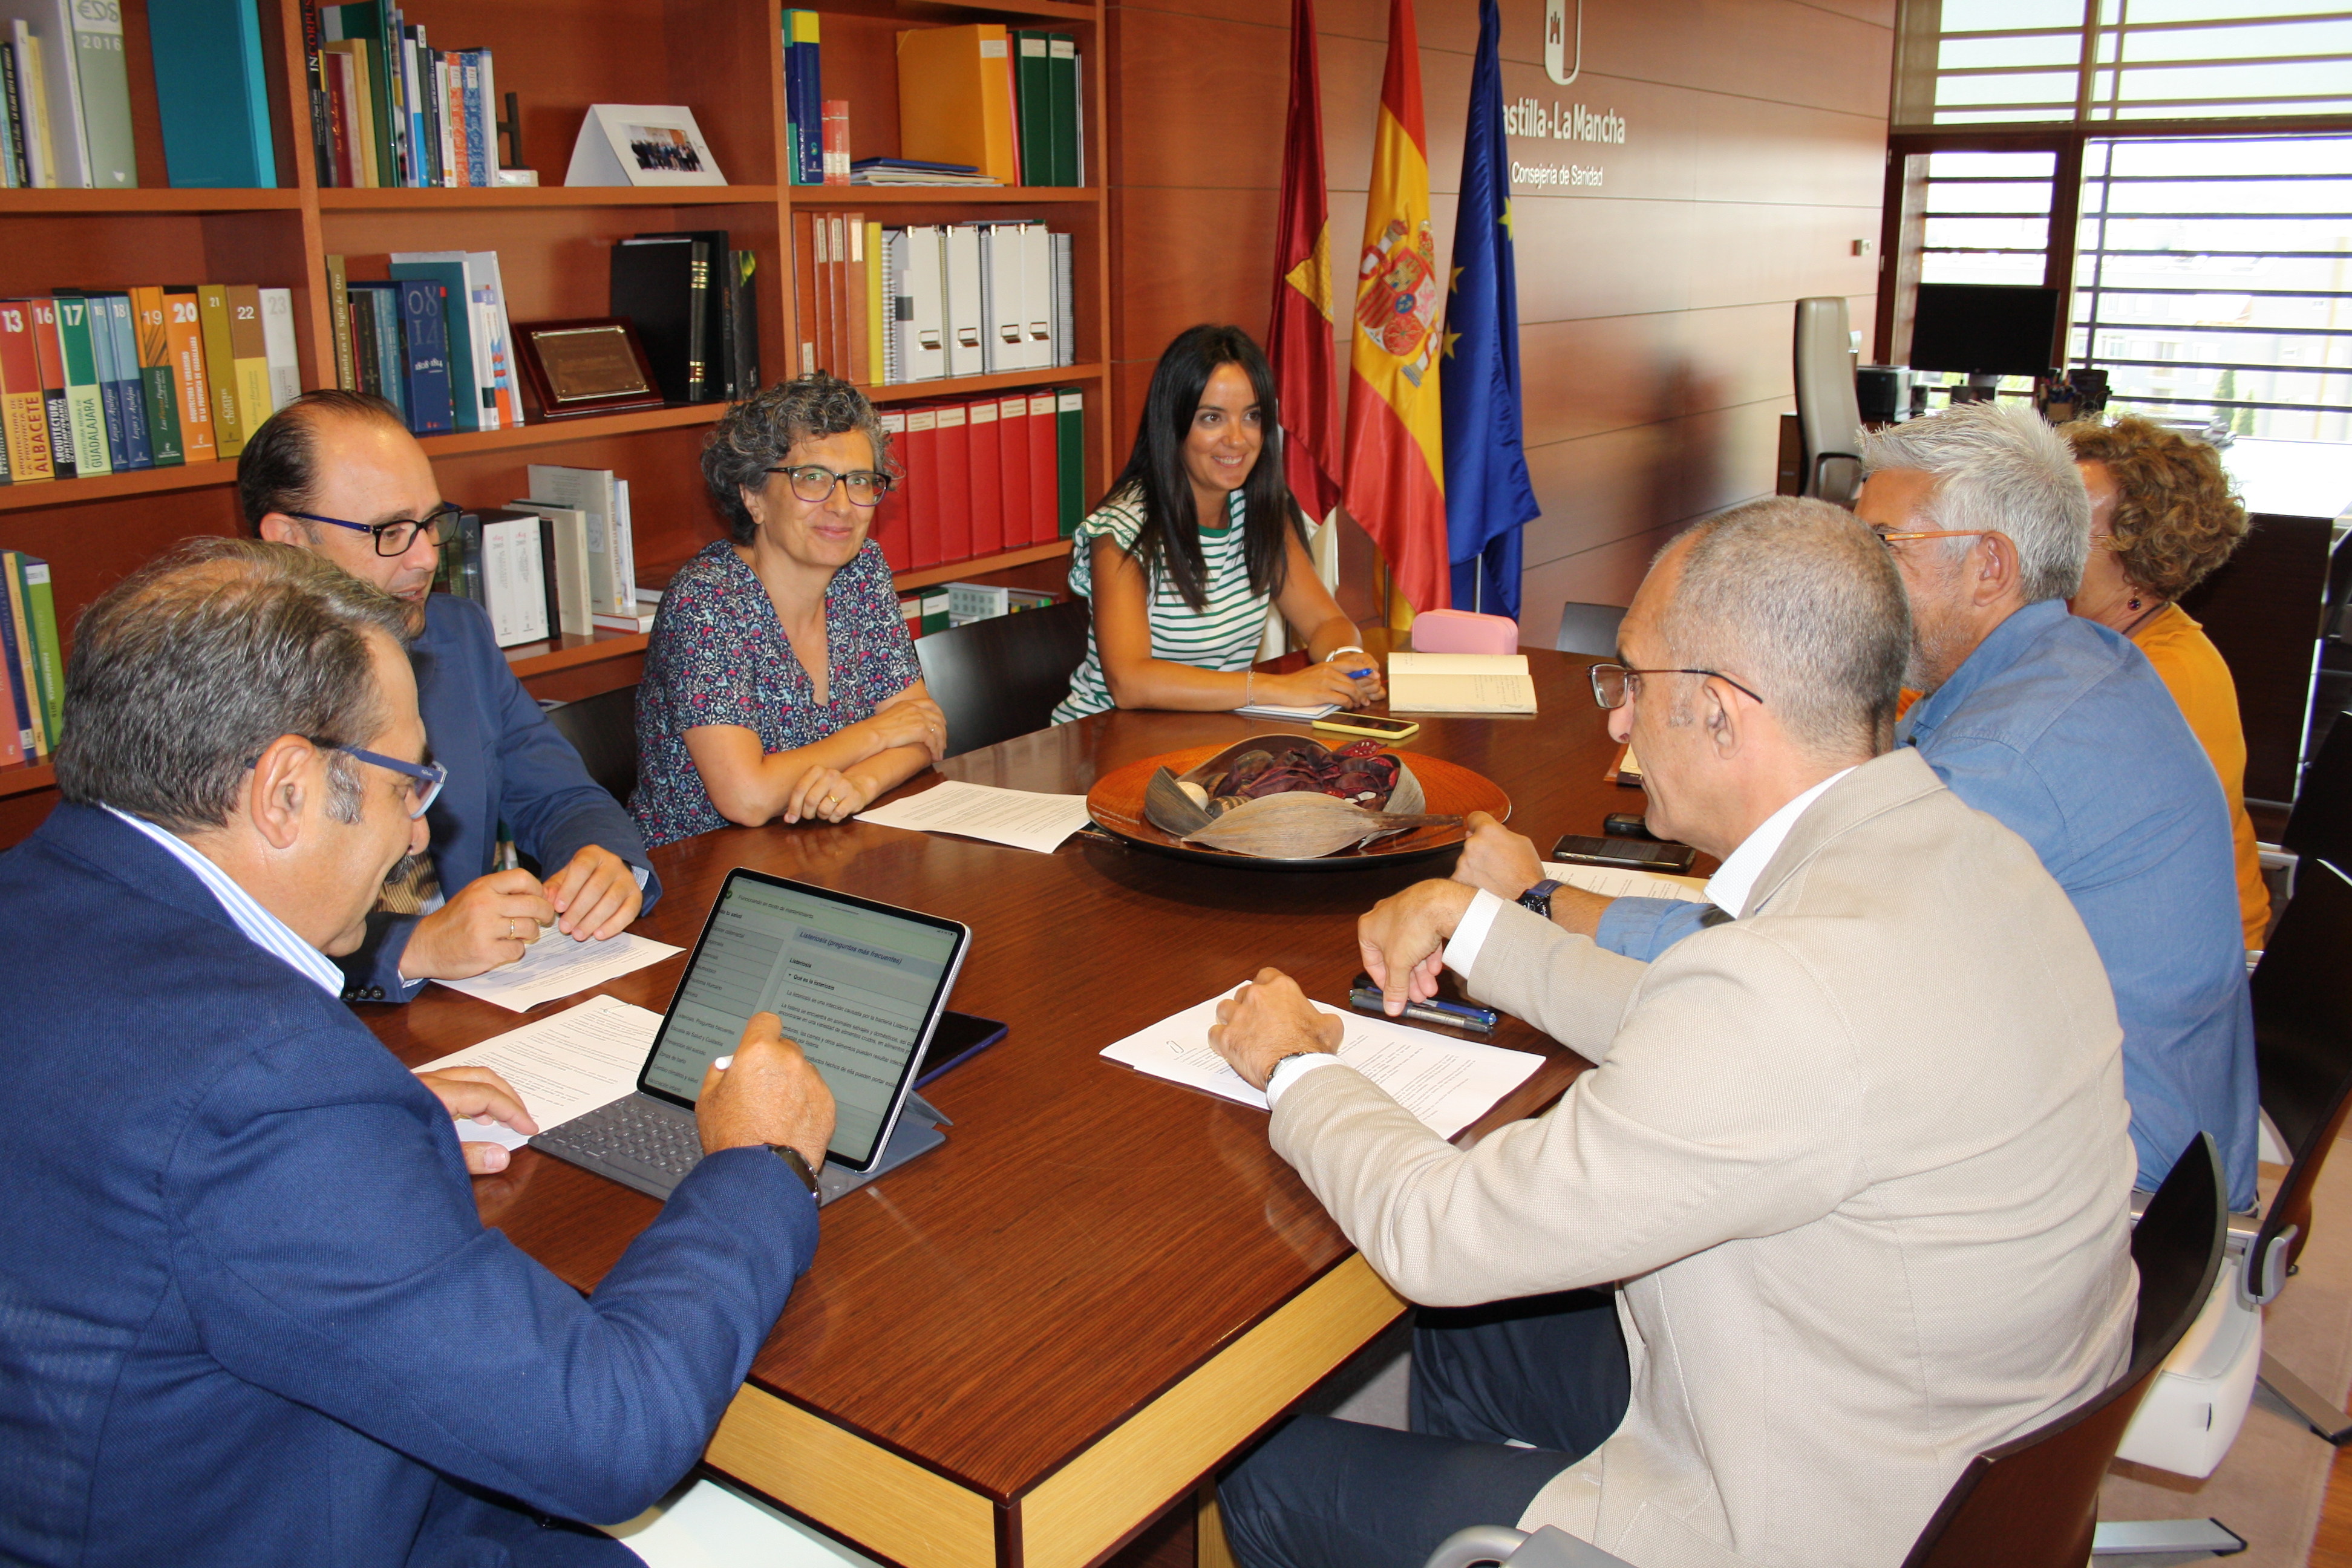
[512,318,670,420]
[565,105,728,188]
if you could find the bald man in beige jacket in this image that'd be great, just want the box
[1210,498,2137,1568]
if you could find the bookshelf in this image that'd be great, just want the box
[0,0,1112,823]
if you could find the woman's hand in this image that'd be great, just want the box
[785,765,878,824]
[1258,658,1383,711]
[861,686,949,763]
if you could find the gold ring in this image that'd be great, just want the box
[506,919,515,939]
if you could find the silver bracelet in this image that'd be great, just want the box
[1243,668,1255,707]
[1325,644,1367,664]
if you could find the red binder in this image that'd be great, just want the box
[997,394,1030,557]
[872,409,911,572]
[1027,391,1060,544]
[932,400,972,562]
[965,396,1004,557]
[901,405,942,567]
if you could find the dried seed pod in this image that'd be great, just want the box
[1143,766,1214,837]
[1181,790,1462,858]
[1177,781,1209,807]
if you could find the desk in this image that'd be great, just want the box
[367,648,1636,1568]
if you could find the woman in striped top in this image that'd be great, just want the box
[1051,325,1383,724]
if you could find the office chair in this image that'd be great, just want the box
[2284,711,2352,879]
[1553,603,1626,659]
[1420,1136,2229,1568]
[1792,297,1864,508]
[542,684,640,808]
[913,596,1092,758]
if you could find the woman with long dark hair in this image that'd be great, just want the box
[1051,324,1383,721]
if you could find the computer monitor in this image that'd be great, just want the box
[1909,284,2062,393]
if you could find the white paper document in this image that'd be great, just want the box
[855,779,1093,853]
[1102,987,1543,1140]
[1235,701,1339,721]
[1540,860,1711,904]
[1387,653,1538,715]
[435,930,684,1012]
[415,995,662,1150]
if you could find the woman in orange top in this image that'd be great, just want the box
[2063,416,2269,949]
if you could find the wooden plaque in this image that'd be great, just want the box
[513,317,669,420]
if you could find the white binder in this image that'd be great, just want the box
[979,223,1027,376]
[1021,223,1054,368]
[943,223,984,379]
[900,226,947,383]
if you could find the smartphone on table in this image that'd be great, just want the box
[1550,834,1697,875]
[1312,713,1420,744]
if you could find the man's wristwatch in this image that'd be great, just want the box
[1517,878,1563,918]
[768,1144,821,1197]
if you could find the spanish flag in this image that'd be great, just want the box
[1343,0,1449,619]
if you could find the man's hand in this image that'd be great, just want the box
[1359,880,1480,1016]
[415,1064,538,1175]
[697,1011,837,1170]
[544,844,643,941]
[1209,969,1344,1091]
[1451,811,1543,900]
[398,869,558,980]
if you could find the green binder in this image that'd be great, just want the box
[1055,387,1084,538]
[1012,31,1052,188]
[1047,35,1079,187]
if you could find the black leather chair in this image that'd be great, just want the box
[1420,1135,2230,1568]
[913,596,1091,759]
[2284,711,2352,881]
[542,684,639,808]
[1553,603,1626,659]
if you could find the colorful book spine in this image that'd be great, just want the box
[99,294,153,471]
[69,0,135,188]
[396,278,454,434]
[161,286,215,463]
[50,293,109,477]
[28,299,74,479]
[0,558,35,756]
[787,10,822,186]
[10,552,62,748]
[822,99,849,185]
[224,284,274,436]
[461,51,488,189]
[325,255,354,390]
[128,287,185,467]
[197,283,244,457]
[0,299,54,482]
[0,552,47,754]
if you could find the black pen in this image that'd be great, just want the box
[1348,987,1498,1034]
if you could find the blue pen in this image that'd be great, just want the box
[1344,667,1374,679]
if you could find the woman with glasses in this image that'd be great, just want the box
[1049,324,1383,723]
[632,374,946,848]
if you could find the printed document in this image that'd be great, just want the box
[1387,653,1538,714]
[1540,860,1710,903]
[1102,985,1542,1139]
[415,995,661,1150]
[436,930,683,1012]
[855,779,1093,853]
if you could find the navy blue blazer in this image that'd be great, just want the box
[0,804,817,1568]
[339,593,662,1001]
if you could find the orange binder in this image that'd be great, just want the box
[791,212,820,378]
[895,25,1019,187]
[966,396,1003,556]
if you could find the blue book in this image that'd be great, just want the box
[349,284,408,424]
[147,0,278,188]
[67,293,136,472]
[462,51,489,189]
[396,278,454,434]
[98,295,153,471]
[0,560,33,756]
[386,257,479,431]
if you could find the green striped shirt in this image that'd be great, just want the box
[1051,488,1270,724]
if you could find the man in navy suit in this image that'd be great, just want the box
[0,539,833,1567]
[243,390,659,1004]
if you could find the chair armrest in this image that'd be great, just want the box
[1424,1526,1639,1568]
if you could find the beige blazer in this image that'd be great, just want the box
[1270,748,2137,1568]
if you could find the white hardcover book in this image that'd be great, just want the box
[258,288,301,415]
[0,1,89,188]
[1022,223,1053,369]
[470,250,521,427]
[477,48,498,172]
[942,223,984,379]
[510,516,548,644]
[611,478,636,607]
[434,56,455,186]
[904,224,946,382]
[526,464,622,615]
[9,22,47,188]
[506,501,593,635]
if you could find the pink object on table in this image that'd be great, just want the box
[1408,608,1520,655]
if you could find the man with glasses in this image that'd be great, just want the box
[1455,401,2256,1214]
[1204,498,2135,1568]
[241,390,660,1005]
[0,540,834,1567]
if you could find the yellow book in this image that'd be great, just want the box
[225,285,273,434]
[895,25,1018,186]
[865,220,884,378]
[197,284,244,458]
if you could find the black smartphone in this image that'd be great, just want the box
[914,1011,1009,1088]
[1551,834,1697,874]
[1602,813,1661,841]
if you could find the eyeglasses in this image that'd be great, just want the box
[766,465,895,507]
[286,501,463,557]
[1872,528,1987,551]
[333,744,447,818]
[1589,663,1766,710]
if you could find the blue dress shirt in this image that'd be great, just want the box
[1596,599,2258,1209]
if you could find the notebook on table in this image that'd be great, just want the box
[531,868,972,1205]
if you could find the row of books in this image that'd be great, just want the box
[0,0,134,190]
[782,11,841,187]
[0,285,298,483]
[0,548,60,765]
[871,388,1084,574]
[433,465,646,650]
[609,232,761,407]
[301,0,505,189]
[895,24,1084,189]
[325,250,521,436]
[898,582,1056,640]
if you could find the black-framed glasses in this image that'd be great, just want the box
[286,501,463,557]
[335,745,448,818]
[1589,663,1766,711]
[766,465,894,507]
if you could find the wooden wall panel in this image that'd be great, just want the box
[1106,0,1893,630]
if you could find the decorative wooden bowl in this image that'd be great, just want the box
[1086,740,1512,869]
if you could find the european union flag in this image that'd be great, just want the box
[1441,0,1540,619]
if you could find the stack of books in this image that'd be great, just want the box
[300,0,505,189]
[327,251,522,437]
[0,284,298,482]
[433,466,648,650]
[0,0,136,190]
[780,10,840,187]
[869,388,1084,573]
[850,158,995,189]
[0,548,61,766]
[609,231,760,407]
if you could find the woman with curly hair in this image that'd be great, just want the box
[2062,415,2268,947]
[631,373,945,847]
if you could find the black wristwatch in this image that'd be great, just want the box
[1517,878,1563,918]
[768,1144,822,1198]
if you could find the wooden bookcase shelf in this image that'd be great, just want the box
[316,186,785,211]
[0,188,306,214]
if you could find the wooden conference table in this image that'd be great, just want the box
[366,645,1647,1568]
